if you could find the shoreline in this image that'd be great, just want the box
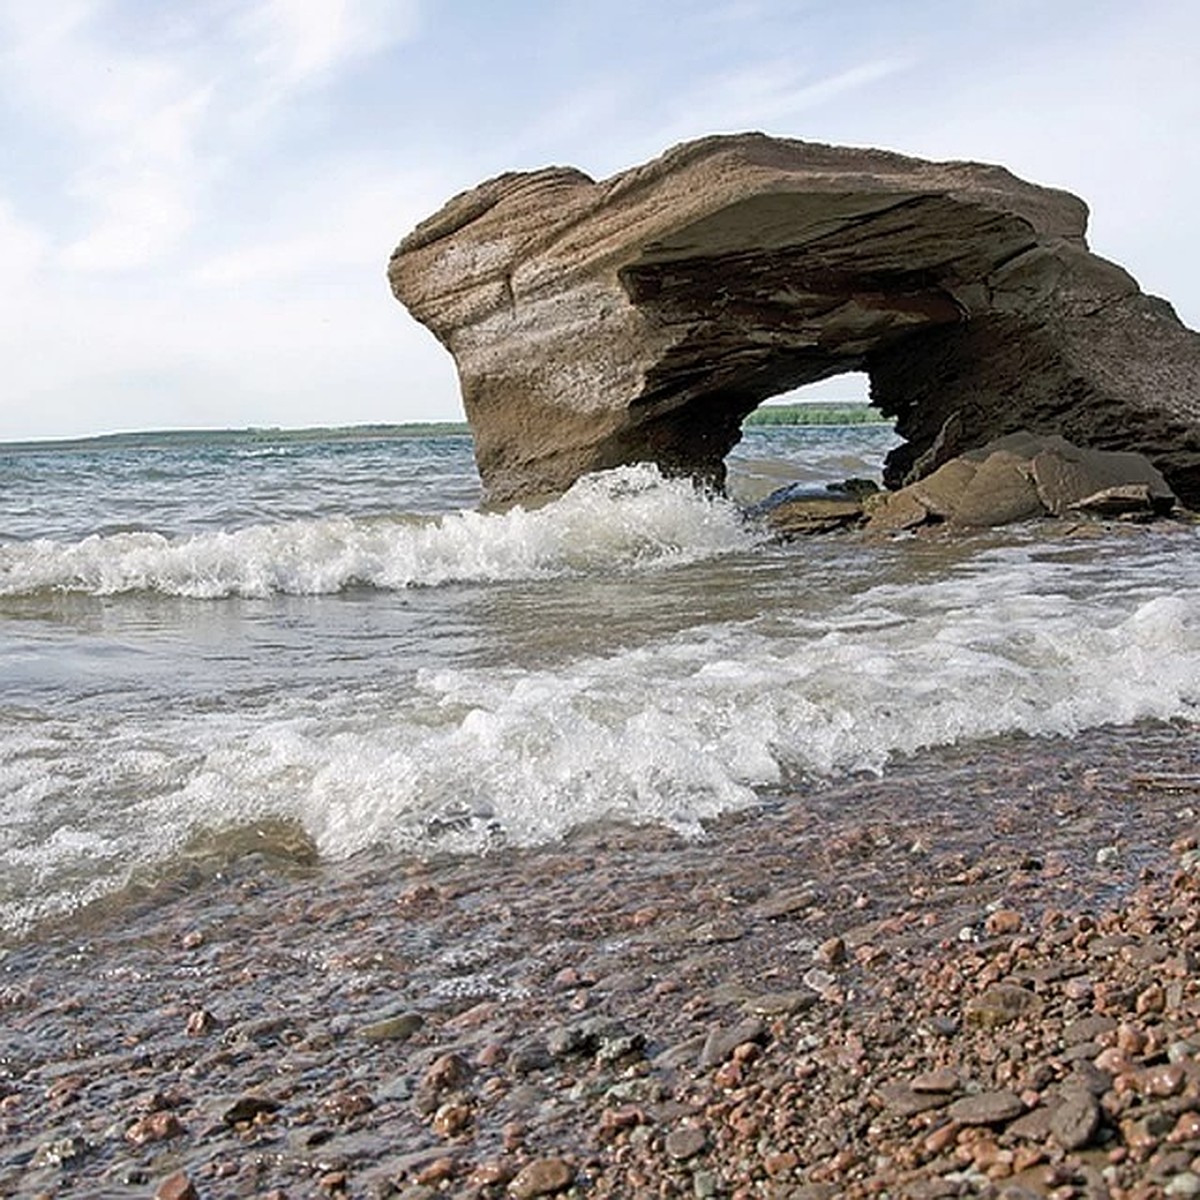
[3,721,1200,1198]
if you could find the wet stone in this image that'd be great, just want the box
[155,1171,199,1200]
[508,1156,575,1198]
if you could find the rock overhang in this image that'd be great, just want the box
[389,133,1200,509]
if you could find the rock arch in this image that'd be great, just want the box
[389,134,1200,508]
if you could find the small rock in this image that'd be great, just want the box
[1050,1089,1101,1150]
[1008,1108,1055,1142]
[223,1094,281,1125]
[1169,1111,1200,1143]
[690,918,744,943]
[665,1125,707,1161]
[699,1018,766,1069]
[509,1037,553,1076]
[876,1082,949,1117]
[742,989,818,1016]
[816,936,847,966]
[184,1009,218,1037]
[155,1172,199,1200]
[323,1088,374,1121]
[912,1068,961,1094]
[1063,1014,1117,1046]
[947,1090,1025,1126]
[964,984,1040,1028]
[358,1011,425,1042]
[507,1156,574,1198]
[32,1135,90,1168]
[1143,1062,1187,1097]
[432,1101,472,1138]
[985,908,1023,936]
[125,1112,185,1145]
[422,1052,471,1094]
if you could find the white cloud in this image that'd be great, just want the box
[192,161,449,285]
[237,0,420,92]
[685,57,912,131]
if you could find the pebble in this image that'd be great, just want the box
[964,984,1040,1028]
[184,1009,217,1037]
[946,1090,1025,1126]
[912,1068,961,1093]
[1063,1014,1117,1045]
[358,1011,425,1042]
[876,1082,948,1117]
[699,1017,766,1069]
[1143,1062,1187,1097]
[665,1125,707,1160]
[985,909,1023,936]
[155,1171,198,1200]
[1049,1089,1101,1150]
[125,1112,184,1144]
[815,936,847,966]
[507,1156,575,1198]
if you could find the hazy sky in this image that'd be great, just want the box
[1,0,1197,441]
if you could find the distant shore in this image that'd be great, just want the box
[1,404,890,453]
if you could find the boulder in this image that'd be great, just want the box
[863,432,1177,531]
[390,134,1200,507]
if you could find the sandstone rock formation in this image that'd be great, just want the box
[389,134,1200,508]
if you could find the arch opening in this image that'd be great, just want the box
[728,372,899,506]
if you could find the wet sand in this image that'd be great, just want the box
[3,721,1200,1199]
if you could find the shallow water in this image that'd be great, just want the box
[1,423,1198,936]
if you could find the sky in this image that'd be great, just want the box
[0,0,1197,442]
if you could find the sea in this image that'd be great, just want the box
[2,421,1198,940]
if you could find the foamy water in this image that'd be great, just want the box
[2,424,1198,935]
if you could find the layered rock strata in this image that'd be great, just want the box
[389,134,1200,507]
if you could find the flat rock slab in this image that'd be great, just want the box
[946,1090,1026,1125]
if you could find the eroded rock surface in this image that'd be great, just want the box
[389,134,1200,507]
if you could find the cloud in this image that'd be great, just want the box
[191,160,449,285]
[0,1,422,275]
[683,57,912,132]
[238,0,421,92]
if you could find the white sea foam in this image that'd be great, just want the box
[3,532,1197,934]
[0,465,756,598]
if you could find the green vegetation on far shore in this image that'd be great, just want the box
[745,403,890,427]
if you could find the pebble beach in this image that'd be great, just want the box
[5,720,1200,1199]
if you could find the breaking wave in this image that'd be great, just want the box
[0,466,757,598]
